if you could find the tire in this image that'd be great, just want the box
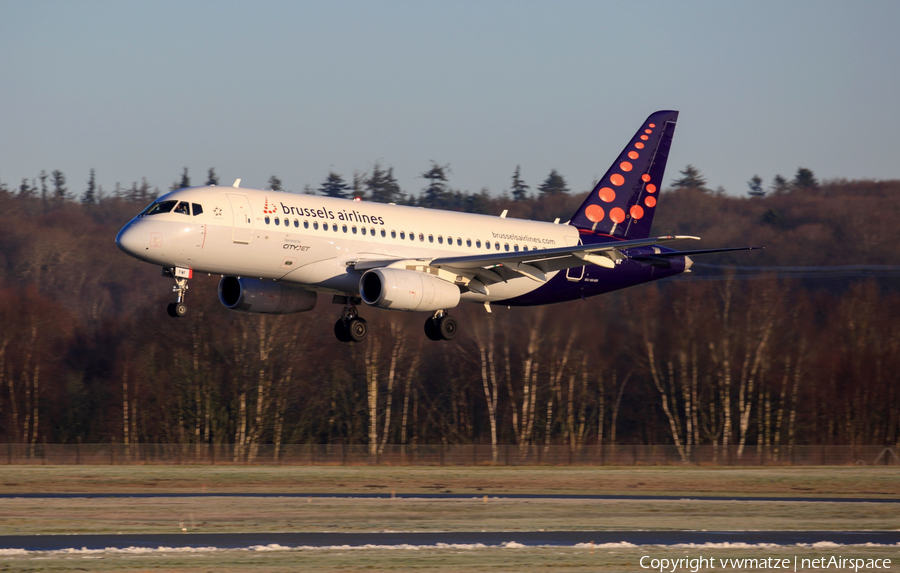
[167,303,179,318]
[348,317,368,342]
[334,319,352,342]
[438,315,458,340]
[424,318,442,341]
[174,303,187,317]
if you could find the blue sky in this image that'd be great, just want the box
[2,1,898,200]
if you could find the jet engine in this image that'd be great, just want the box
[218,277,317,314]
[360,268,461,312]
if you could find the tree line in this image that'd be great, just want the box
[0,168,897,456]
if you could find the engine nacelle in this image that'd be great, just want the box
[360,268,461,312]
[218,277,317,314]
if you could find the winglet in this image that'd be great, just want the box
[233,179,241,188]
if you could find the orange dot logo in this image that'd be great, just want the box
[598,187,616,202]
[630,205,644,219]
[585,204,605,222]
[640,135,649,140]
[649,123,656,128]
[628,151,639,160]
[641,174,651,182]
[646,183,657,193]
[645,196,657,208]
[635,142,644,149]
[610,173,625,186]
[620,161,633,172]
[610,207,625,223]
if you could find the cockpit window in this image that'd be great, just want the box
[192,203,203,216]
[173,202,190,215]
[141,200,178,216]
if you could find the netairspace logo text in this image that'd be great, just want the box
[640,555,891,573]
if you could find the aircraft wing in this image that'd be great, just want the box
[352,235,702,289]
[428,235,700,284]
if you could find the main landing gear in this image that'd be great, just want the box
[334,297,368,343]
[164,267,190,318]
[425,311,458,341]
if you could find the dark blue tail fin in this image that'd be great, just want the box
[570,110,678,240]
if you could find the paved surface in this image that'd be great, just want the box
[1,531,899,550]
[2,493,898,503]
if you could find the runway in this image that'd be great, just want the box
[1,531,899,551]
[2,492,898,503]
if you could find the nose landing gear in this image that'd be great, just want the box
[425,311,458,341]
[163,267,191,318]
[333,296,367,342]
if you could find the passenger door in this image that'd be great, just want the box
[227,193,253,244]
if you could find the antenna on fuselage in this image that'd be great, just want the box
[233,179,241,188]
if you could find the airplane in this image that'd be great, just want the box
[115,110,759,342]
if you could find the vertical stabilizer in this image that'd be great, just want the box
[570,111,678,240]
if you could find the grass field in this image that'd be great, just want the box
[2,465,899,496]
[1,466,898,572]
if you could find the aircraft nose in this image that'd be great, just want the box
[115,223,143,257]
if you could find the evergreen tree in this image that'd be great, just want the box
[268,175,282,191]
[18,178,35,198]
[510,165,529,200]
[51,170,67,202]
[671,165,707,191]
[39,170,49,210]
[419,162,450,208]
[171,168,190,191]
[770,174,790,195]
[206,168,219,186]
[537,169,568,197]
[747,175,765,197]
[82,168,96,204]
[319,171,351,199]
[365,163,403,203]
[792,167,818,190]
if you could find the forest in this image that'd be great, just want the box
[0,164,898,459]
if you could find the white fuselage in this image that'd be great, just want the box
[116,186,580,303]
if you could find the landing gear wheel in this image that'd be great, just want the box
[424,318,442,341]
[334,318,352,343]
[167,302,187,318]
[438,315,458,340]
[347,317,368,342]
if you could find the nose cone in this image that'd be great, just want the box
[116,223,143,258]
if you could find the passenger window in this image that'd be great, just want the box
[371,228,375,235]
[191,203,203,216]
[304,221,309,229]
[294,219,299,228]
[419,233,424,242]
[342,225,348,233]
[437,236,443,244]
[523,245,528,251]
[495,242,500,250]
[476,240,482,248]
[361,227,366,235]
[174,202,190,215]
[391,230,397,239]
[410,232,415,241]
[400,231,405,239]
[467,239,472,247]
[486,242,491,250]
[274,217,280,225]
[332,224,337,231]
[504,243,510,251]
[352,226,357,234]
[457,238,462,246]
[428,234,434,243]
[514,244,519,252]
[313,221,319,230]
[265,216,271,225]
[381,229,386,237]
